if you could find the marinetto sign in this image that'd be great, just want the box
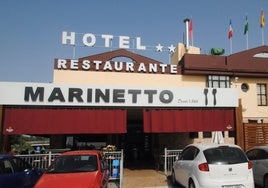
[0,82,238,107]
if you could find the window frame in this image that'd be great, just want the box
[257,83,267,106]
[207,75,230,88]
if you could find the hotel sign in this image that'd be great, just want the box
[62,31,176,53]
[0,82,238,107]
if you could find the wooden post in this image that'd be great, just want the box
[235,99,244,150]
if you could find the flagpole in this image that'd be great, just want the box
[246,32,248,50]
[260,9,265,46]
[230,38,232,54]
[244,14,249,50]
[262,28,264,45]
[228,18,233,54]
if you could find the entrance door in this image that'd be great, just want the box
[122,119,153,167]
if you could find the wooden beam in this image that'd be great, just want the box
[235,99,244,150]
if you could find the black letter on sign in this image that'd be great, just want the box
[69,88,83,102]
[144,90,157,103]
[48,87,65,102]
[24,87,44,102]
[113,89,125,103]
[87,89,92,103]
[159,90,173,103]
[128,90,141,103]
[95,89,109,103]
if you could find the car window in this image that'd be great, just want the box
[0,159,14,174]
[181,146,199,160]
[246,149,258,160]
[204,146,248,164]
[256,149,268,160]
[47,155,98,173]
[12,157,31,172]
[247,149,268,160]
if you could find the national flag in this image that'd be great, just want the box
[260,10,265,28]
[228,19,233,39]
[244,15,249,35]
[189,19,193,40]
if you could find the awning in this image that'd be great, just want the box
[3,108,127,134]
[143,109,234,133]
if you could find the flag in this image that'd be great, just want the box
[244,15,249,35]
[228,19,233,39]
[189,19,193,40]
[260,10,265,28]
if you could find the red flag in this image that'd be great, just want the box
[189,19,193,40]
[228,19,233,39]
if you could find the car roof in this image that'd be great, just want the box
[247,145,268,151]
[60,150,102,156]
[0,154,15,159]
[185,143,241,151]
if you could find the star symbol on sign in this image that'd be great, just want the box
[156,44,163,52]
[168,44,176,53]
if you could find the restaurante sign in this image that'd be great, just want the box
[55,59,178,74]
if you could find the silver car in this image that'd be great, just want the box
[246,146,268,188]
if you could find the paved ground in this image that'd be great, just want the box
[108,168,261,188]
[108,168,180,188]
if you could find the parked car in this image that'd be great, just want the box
[0,154,43,188]
[246,146,268,188]
[172,143,254,188]
[34,150,110,188]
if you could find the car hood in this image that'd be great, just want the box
[34,171,101,188]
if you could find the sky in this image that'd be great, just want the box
[0,0,268,83]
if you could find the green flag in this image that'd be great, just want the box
[244,15,249,35]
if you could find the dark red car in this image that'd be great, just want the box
[34,150,109,188]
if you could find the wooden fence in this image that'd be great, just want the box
[244,123,268,151]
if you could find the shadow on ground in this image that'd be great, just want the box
[166,175,183,188]
[166,176,261,188]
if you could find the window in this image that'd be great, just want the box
[207,75,230,88]
[257,83,267,106]
[0,159,14,174]
[189,132,198,138]
[47,155,98,173]
[181,146,199,160]
[12,157,31,172]
[204,147,248,164]
[203,132,212,138]
[247,149,268,160]
[241,83,249,92]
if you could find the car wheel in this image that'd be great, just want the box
[171,170,178,185]
[189,179,196,188]
[264,175,268,188]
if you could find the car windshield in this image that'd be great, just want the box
[204,146,248,165]
[46,155,98,173]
